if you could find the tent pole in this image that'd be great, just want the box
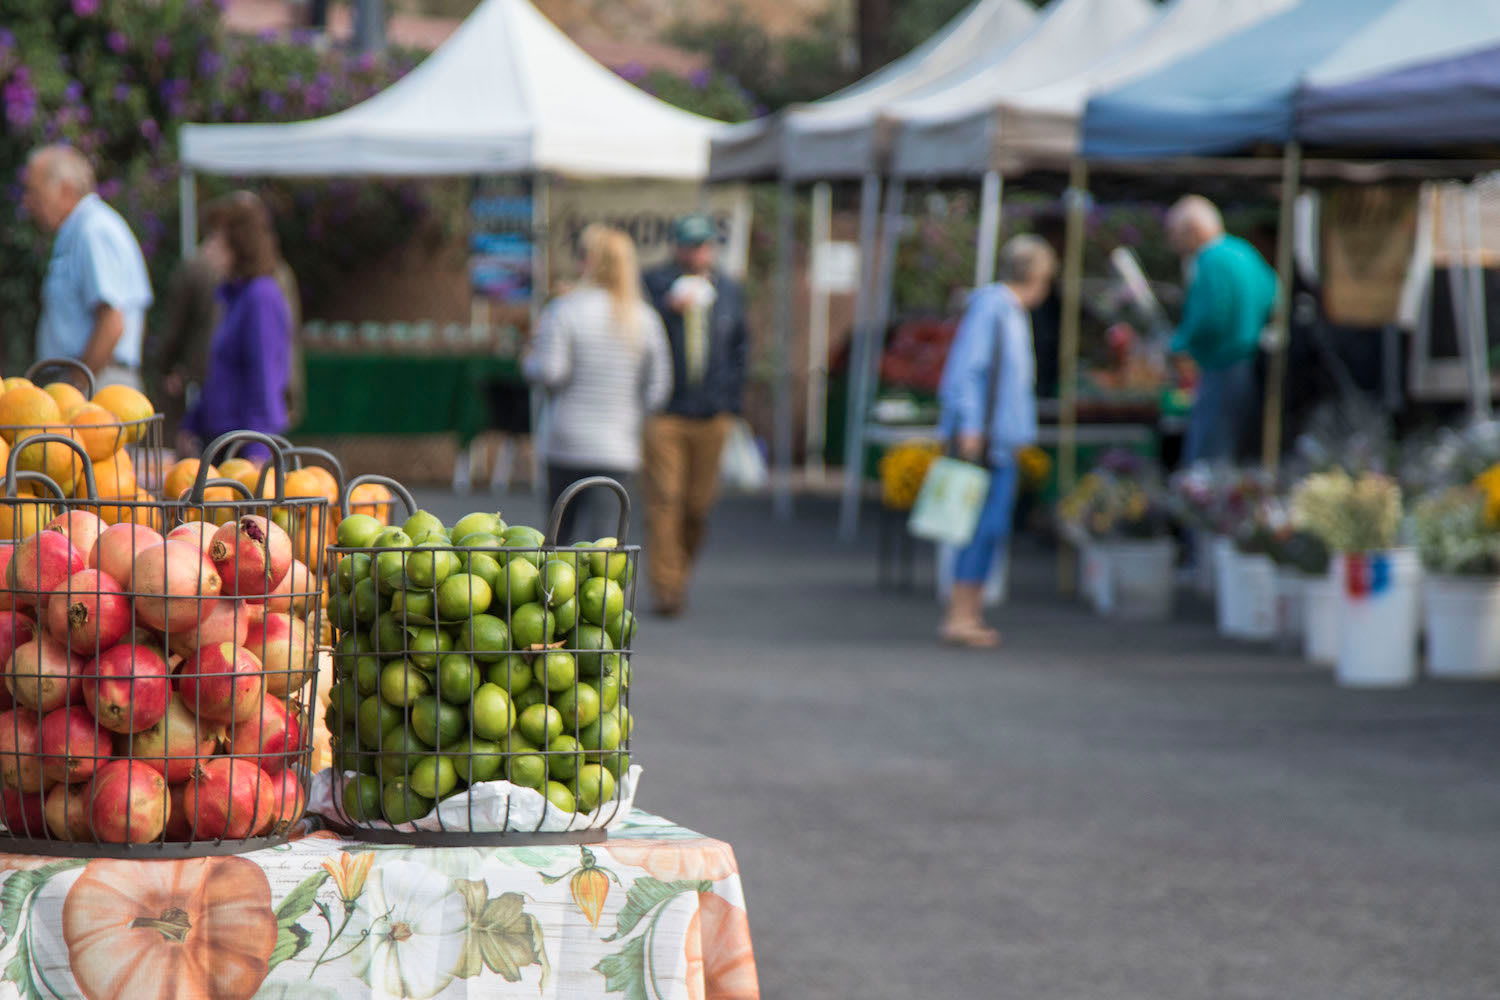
[974,169,1004,288]
[1057,160,1088,596]
[1463,185,1492,420]
[1260,141,1301,475]
[179,170,197,258]
[839,172,883,540]
[805,181,833,479]
[528,172,551,503]
[838,175,905,541]
[772,177,797,519]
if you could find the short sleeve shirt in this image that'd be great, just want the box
[36,194,154,367]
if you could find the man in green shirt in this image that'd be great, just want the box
[1166,195,1277,465]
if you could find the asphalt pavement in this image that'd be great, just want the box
[416,488,1500,1000]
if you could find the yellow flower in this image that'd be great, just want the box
[1017,446,1050,487]
[322,851,375,905]
[878,440,942,510]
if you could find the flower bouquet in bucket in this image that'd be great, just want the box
[1413,483,1500,680]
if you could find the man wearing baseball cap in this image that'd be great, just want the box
[641,214,749,616]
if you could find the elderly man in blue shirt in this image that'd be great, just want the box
[937,234,1056,647]
[23,145,153,389]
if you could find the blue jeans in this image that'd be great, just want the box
[1184,358,1257,466]
[953,462,1019,583]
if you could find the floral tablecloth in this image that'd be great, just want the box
[0,811,759,1000]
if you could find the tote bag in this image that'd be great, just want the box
[908,457,991,546]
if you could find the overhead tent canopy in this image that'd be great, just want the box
[180,0,722,179]
[882,0,1159,179]
[1081,0,1500,161]
[708,0,1037,181]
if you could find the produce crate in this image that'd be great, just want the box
[0,432,327,857]
[321,475,637,845]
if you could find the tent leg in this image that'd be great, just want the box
[179,170,197,258]
[528,173,551,503]
[772,177,796,519]
[1057,161,1088,595]
[805,181,833,479]
[1261,142,1300,476]
[839,173,882,539]
[974,169,1003,288]
[1463,185,1491,420]
[839,176,904,541]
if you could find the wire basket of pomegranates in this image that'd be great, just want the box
[0,431,327,857]
[312,475,639,845]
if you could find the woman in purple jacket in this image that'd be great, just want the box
[181,191,291,465]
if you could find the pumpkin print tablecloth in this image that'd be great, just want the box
[0,810,759,1000]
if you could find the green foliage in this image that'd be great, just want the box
[667,5,857,113]
[626,67,757,123]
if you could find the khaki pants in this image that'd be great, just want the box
[642,413,731,605]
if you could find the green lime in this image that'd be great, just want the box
[375,549,408,593]
[463,551,503,592]
[371,612,407,657]
[456,532,503,551]
[456,736,504,784]
[353,655,382,696]
[573,625,613,677]
[601,750,631,782]
[570,763,616,812]
[471,682,515,740]
[452,511,502,542]
[544,780,576,813]
[379,660,431,707]
[437,572,492,620]
[579,577,624,628]
[510,603,555,650]
[357,694,404,749]
[532,651,577,693]
[336,551,372,593]
[604,609,636,649]
[402,510,446,542]
[500,525,546,566]
[486,653,532,697]
[452,613,509,663]
[512,684,548,713]
[375,527,412,548]
[327,588,357,633]
[336,631,374,659]
[381,779,433,824]
[389,587,437,625]
[407,626,453,670]
[409,755,458,799]
[327,681,362,729]
[554,683,600,730]
[508,753,547,790]
[587,538,627,581]
[517,703,563,746]
[552,597,578,635]
[342,775,382,821]
[545,734,583,781]
[410,695,466,749]
[378,725,435,778]
[578,712,621,757]
[503,727,539,753]
[436,653,480,704]
[616,706,633,739]
[405,540,458,589]
[337,513,384,549]
[540,559,577,606]
[498,558,540,607]
[352,576,381,625]
[590,671,620,712]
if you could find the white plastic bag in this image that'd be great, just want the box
[719,417,768,492]
[908,457,990,546]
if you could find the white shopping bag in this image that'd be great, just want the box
[719,417,768,493]
[908,457,990,547]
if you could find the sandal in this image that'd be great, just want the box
[939,621,1001,648]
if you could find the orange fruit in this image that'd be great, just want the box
[1,377,33,394]
[0,385,62,444]
[90,385,154,443]
[99,489,163,530]
[164,458,216,504]
[218,457,262,497]
[14,428,85,495]
[43,382,87,415]
[301,466,340,503]
[68,403,127,461]
[349,481,393,525]
[0,484,51,541]
[90,450,137,499]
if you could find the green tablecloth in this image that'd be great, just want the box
[294,353,523,443]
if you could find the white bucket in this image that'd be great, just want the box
[1213,537,1238,634]
[1303,572,1340,665]
[1080,543,1114,614]
[1335,549,1422,688]
[1274,568,1306,641]
[1107,538,1176,621]
[1422,574,1500,680]
[1234,553,1278,640]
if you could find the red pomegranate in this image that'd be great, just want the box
[89,758,168,843]
[163,780,194,840]
[210,516,292,597]
[227,693,302,774]
[0,708,43,791]
[262,559,314,616]
[131,541,222,633]
[88,523,163,587]
[265,768,306,833]
[44,511,105,565]
[0,611,37,710]
[246,613,313,697]
[176,643,265,723]
[1,786,45,836]
[122,695,219,784]
[6,635,84,712]
[43,780,93,840]
[6,531,85,604]
[44,569,131,655]
[166,599,249,658]
[83,643,171,735]
[166,522,216,555]
[38,705,109,784]
[179,758,274,839]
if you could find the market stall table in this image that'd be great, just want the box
[0,810,759,1000]
[294,353,523,443]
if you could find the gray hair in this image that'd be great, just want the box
[997,234,1058,285]
[1166,195,1223,241]
[28,145,95,196]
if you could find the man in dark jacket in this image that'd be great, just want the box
[641,215,749,616]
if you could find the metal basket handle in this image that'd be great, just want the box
[202,477,257,500]
[193,431,288,502]
[545,476,631,545]
[24,357,96,397]
[339,473,417,520]
[224,433,294,462]
[4,433,98,500]
[10,471,67,500]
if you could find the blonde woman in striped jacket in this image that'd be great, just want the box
[525,225,673,543]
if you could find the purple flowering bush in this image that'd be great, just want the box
[618,65,757,123]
